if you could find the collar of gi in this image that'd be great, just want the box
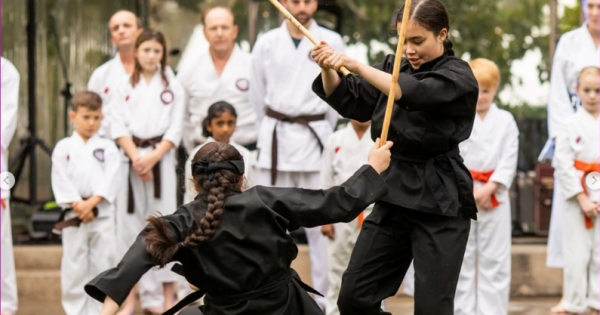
[192,159,245,176]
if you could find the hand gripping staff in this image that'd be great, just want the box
[267,0,351,76]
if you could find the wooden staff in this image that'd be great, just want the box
[379,0,413,146]
[267,0,350,76]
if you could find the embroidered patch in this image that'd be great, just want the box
[576,136,581,143]
[308,51,316,62]
[125,95,130,102]
[104,87,109,94]
[236,78,249,91]
[93,149,105,162]
[161,90,174,105]
[335,147,341,153]
[66,154,70,162]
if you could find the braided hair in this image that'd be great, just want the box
[145,142,244,267]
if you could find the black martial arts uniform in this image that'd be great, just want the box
[312,53,479,315]
[85,165,387,315]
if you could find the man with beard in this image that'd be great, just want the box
[250,0,345,310]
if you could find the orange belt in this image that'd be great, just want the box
[574,160,600,229]
[358,212,364,228]
[469,170,499,208]
[1,199,6,210]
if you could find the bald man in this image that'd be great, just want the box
[87,10,142,138]
[178,7,257,152]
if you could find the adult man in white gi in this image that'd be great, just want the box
[87,10,143,138]
[250,0,345,309]
[544,3,599,312]
[1,57,19,315]
[178,7,256,152]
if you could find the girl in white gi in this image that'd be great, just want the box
[1,57,19,315]
[545,2,599,311]
[454,58,519,315]
[554,66,600,315]
[184,101,254,204]
[51,91,121,315]
[110,29,185,315]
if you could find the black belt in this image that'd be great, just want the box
[162,267,321,315]
[52,200,99,235]
[393,147,473,214]
[265,108,325,185]
[128,135,163,213]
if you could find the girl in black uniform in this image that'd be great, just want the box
[86,140,392,315]
[311,0,478,314]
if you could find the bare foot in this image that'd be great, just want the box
[551,298,567,314]
[590,308,599,315]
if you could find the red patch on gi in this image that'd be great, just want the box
[66,155,70,162]
[104,87,109,94]
[335,147,341,153]
[125,95,130,102]
[576,137,581,143]
[93,149,105,162]
[236,78,249,91]
[161,90,174,105]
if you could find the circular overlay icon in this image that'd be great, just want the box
[0,172,15,190]
[585,171,600,191]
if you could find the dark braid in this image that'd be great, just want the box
[145,142,243,267]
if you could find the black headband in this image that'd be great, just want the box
[192,159,245,177]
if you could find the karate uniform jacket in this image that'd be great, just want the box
[85,165,388,315]
[1,57,19,199]
[313,53,479,218]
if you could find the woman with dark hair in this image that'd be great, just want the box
[109,29,185,315]
[311,0,479,314]
[86,140,393,315]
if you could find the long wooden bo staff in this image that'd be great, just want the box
[379,0,413,146]
[267,0,350,76]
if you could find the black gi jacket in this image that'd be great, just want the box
[85,165,387,315]
[313,54,479,219]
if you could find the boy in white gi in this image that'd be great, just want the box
[51,91,120,315]
[454,58,519,315]
[250,0,345,307]
[88,10,142,137]
[554,66,600,315]
[1,57,20,315]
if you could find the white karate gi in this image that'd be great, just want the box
[554,109,600,313]
[87,55,130,138]
[1,57,19,315]
[546,23,600,268]
[51,132,121,315]
[110,68,185,309]
[321,124,372,315]
[455,104,519,315]
[250,21,345,308]
[183,137,254,205]
[178,46,257,151]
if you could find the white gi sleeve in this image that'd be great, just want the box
[93,143,121,206]
[1,59,20,162]
[250,37,268,124]
[109,85,131,140]
[162,81,185,147]
[51,141,82,207]
[320,136,336,189]
[547,38,573,140]
[490,114,519,189]
[554,122,584,200]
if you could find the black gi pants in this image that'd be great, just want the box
[338,202,471,315]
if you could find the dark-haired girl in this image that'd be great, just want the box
[86,140,393,315]
[311,0,479,314]
[183,102,255,205]
[109,29,185,315]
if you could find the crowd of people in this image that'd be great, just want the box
[0,0,598,314]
